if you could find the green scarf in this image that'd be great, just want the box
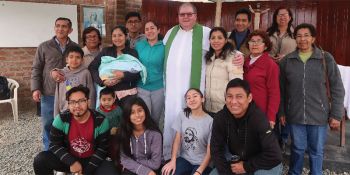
[164,24,203,89]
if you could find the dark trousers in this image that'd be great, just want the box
[33,151,118,175]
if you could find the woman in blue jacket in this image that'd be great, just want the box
[135,20,165,127]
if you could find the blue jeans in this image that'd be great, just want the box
[209,163,282,175]
[288,124,327,175]
[40,95,54,151]
[175,157,212,175]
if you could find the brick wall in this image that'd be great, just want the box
[0,0,142,112]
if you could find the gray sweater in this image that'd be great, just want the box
[279,47,345,125]
[120,130,162,175]
[31,37,79,95]
[54,65,95,117]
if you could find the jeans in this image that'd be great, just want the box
[40,95,54,151]
[209,163,282,175]
[175,157,212,175]
[33,151,118,175]
[137,88,165,127]
[288,124,327,175]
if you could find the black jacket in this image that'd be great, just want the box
[210,102,282,174]
[88,45,140,91]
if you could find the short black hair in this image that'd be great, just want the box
[226,78,251,95]
[82,26,102,46]
[294,23,317,38]
[55,17,72,28]
[64,45,84,59]
[235,8,252,22]
[125,11,141,22]
[66,85,90,101]
[99,87,115,98]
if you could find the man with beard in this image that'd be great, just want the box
[33,86,117,175]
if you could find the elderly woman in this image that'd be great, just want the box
[82,27,102,67]
[279,23,344,175]
[243,30,280,129]
[267,7,296,62]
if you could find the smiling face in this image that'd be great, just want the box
[234,13,250,32]
[185,89,204,111]
[210,30,227,54]
[145,21,160,42]
[296,28,315,53]
[66,52,83,70]
[54,19,72,40]
[276,9,291,28]
[130,104,146,128]
[225,87,252,118]
[178,5,197,31]
[112,28,126,48]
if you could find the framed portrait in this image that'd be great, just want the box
[81,5,106,36]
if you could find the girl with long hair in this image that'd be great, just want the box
[119,97,163,175]
[162,88,213,175]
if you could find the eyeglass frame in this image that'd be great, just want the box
[178,12,196,18]
[68,98,88,106]
[248,40,265,46]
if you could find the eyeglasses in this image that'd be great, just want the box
[68,98,87,106]
[296,34,312,39]
[127,20,140,24]
[178,12,196,18]
[248,40,264,45]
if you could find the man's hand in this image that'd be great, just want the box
[329,118,340,131]
[51,70,65,83]
[233,52,244,67]
[70,161,82,174]
[280,115,287,126]
[32,90,41,102]
[269,121,275,129]
[231,161,246,174]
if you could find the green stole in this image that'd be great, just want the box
[164,24,203,89]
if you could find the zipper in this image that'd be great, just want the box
[303,62,306,123]
[209,60,215,110]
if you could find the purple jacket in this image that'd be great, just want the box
[120,130,162,175]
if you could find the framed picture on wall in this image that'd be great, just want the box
[81,5,106,36]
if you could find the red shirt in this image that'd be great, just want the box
[68,114,94,158]
[243,52,280,122]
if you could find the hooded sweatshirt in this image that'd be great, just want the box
[54,65,95,117]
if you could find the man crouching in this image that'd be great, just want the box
[33,85,117,175]
[210,78,282,175]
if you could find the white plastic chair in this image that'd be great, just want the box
[0,78,19,122]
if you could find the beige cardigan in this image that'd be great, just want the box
[205,52,243,113]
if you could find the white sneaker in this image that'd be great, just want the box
[55,172,66,175]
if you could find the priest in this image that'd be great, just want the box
[162,2,211,160]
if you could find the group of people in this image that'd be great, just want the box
[30,2,345,175]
